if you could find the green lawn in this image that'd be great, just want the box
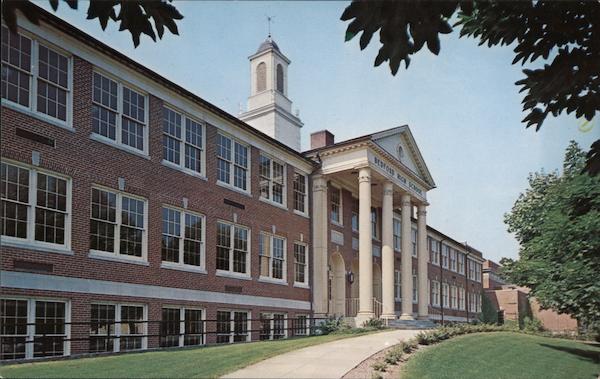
[402,332,600,379]
[0,333,365,378]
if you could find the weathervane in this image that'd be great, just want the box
[266,15,275,38]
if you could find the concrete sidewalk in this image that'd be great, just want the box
[222,329,421,379]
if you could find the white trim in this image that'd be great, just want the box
[160,262,207,274]
[1,101,75,132]
[293,241,309,287]
[216,131,252,195]
[258,152,287,209]
[329,184,342,226]
[292,170,309,217]
[88,251,149,266]
[161,160,207,181]
[160,205,206,272]
[216,220,251,276]
[89,133,151,160]
[216,270,252,281]
[258,232,287,283]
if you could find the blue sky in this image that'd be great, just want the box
[39,1,598,262]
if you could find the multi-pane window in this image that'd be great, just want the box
[89,304,115,353]
[120,305,145,351]
[89,303,146,353]
[292,172,307,213]
[442,283,449,308]
[90,187,146,260]
[92,72,147,152]
[371,208,379,239]
[292,315,309,336]
[216,222,249,275]
[430,238,440,265]
[393,218,401,251]
[468,259,476,281]
[411,229,417,257]
[162,107,205,175]
[475,262,482,282]
[412,275,418,303]
[330,187,341,224]
[160,307,204,348]
[457,253,465,275]
[216,311,249,344]
[450,249,457,272]
[259,233,286,281]
[259,154,285,205]
[442,245,450,268]
[217,134,249,192]
[1,299,69,360]
[450,285,457,309]
[260,313,286,340]
[294,242,307,285]
[394,270,401,300]
[458,287,466,310]
[430,281,440,306]
[161,207,204,268]
[1,26,71,123]
[351,212,359,232]
[1,162,70,248]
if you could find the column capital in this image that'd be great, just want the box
[383,181,394,196]
[313,175,328,192]
[358,167,371,183]
[401,193,412,207]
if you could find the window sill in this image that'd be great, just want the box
[89,134,150,160]
[88,251,149,266]
[0,238,73,255]
[293,210,310,219]
[2,100,74,132]
[216,270,251,281]
[258,277,288,286]
[331,220,344,228]
[161,160,207,181]
[259,197,288,211]
[160,262,207,274]
[293,282,310,289]
[216,181,252,198]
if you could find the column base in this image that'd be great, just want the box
[417,315,429,320]
[355,312,376,327]
[380,313,397,320]
[399,313,415,321]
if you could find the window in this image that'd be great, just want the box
[292,315,309,336]
[394,270,401,300]
[468,259,476,280]
[458,287,465,310]
[351,212,359,232]
[90,187,147,261]
[412,275,418,303]
[393,218,401,251]
[216,311,249,344]
[217,133,249,192]
[259,233,286,281]
[411,229,417,257]
[293,172,307,214]
[89,303,115,353]
[161,207,204,269]
[1,161,71,249]
[162,107,205,175]
[294,242,308,285]
[259,154,285,205]
[160,307,204,348]
[216,222,249,276]
[442,283,449,308]
[475,263,482,282]
[1,298,69,360]
[330,187,341,224]
[256,62,266,92]
[260,313,286,340]
[450,285,457,309]
[1,26,71,124]
[441,244,449,269]
[450,249,457,272]
[92,72,147,153]
[430,281,440,306]
[89,303,147,353]
[430,238,439,265]
[457,253,465,274]
[276,64,284,93]
[119,305,146,351]
[371,208,379,239]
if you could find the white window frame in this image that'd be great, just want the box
[293,314,310,336]
[1,26,73,130]
[458,287,466,310]
[431,280,440,307]
[393,218,401,251]
[259,232,287,283]
[450,249,457,272]
[160,206,206,273]
[430,238,440,266]
[160,306,205,348]
[450,285,457,309]
[442,283,449,308]
[394,270,402,301]
[442,244,450,269]
[88,186,148,264]
[371,208,379,240]
[260,312,288,340]
[0,159,72,253]
[215,221,251,279]
[0,297,71,360]
[259,153,287,208]
[161,105,206,178]
[216,132,251,195]
[292,171,309,216]
[412,274,418,304]
[330,185,342,225]
[293,241,309,287]
[411,228,417,257]
[457,253,465,275]
[216,310,251,344]
[90,69,149,156]
[352,211,359,233]
[89,302,148,353]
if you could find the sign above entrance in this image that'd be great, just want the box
[370,153,426,201]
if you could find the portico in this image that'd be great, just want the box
[307,126,436,325]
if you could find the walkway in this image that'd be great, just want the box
[222,329,422,379]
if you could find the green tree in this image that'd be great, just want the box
[341,1,600,175]
[501,141,600,325]
[479,293,499,325]
[2,0,183,47]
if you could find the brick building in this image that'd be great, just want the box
[1,6,483,361]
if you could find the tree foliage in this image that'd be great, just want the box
[341,1,600,175]
[501,141,600,325]
[2,0,183,47]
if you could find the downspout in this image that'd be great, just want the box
[464,242,471,324]
[439,238,447,326]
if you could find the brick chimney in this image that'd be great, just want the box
[310,130,335,149]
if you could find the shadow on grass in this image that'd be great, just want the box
[539,343,600,364]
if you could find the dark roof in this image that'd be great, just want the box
[25,4,315,167]
[257,37,280,54]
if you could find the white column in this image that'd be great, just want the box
[417,203,429,319]
[400,194,414,320]
[381,181,395,319]
[356,167,374,323]
[311,175,329,317]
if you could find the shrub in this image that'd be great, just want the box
[317,317,350,335]
[416,332,438,345]
[522,317,544,333]
[384,347,403,365]
[371,360,388,372]
[400,339,418,353]
[362,318,386,329]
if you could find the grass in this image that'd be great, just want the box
[0,333,370,378]
[402,332,600,379]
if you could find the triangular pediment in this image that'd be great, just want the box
[371,126,435,188]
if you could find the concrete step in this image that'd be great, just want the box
[386,319,437,330]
